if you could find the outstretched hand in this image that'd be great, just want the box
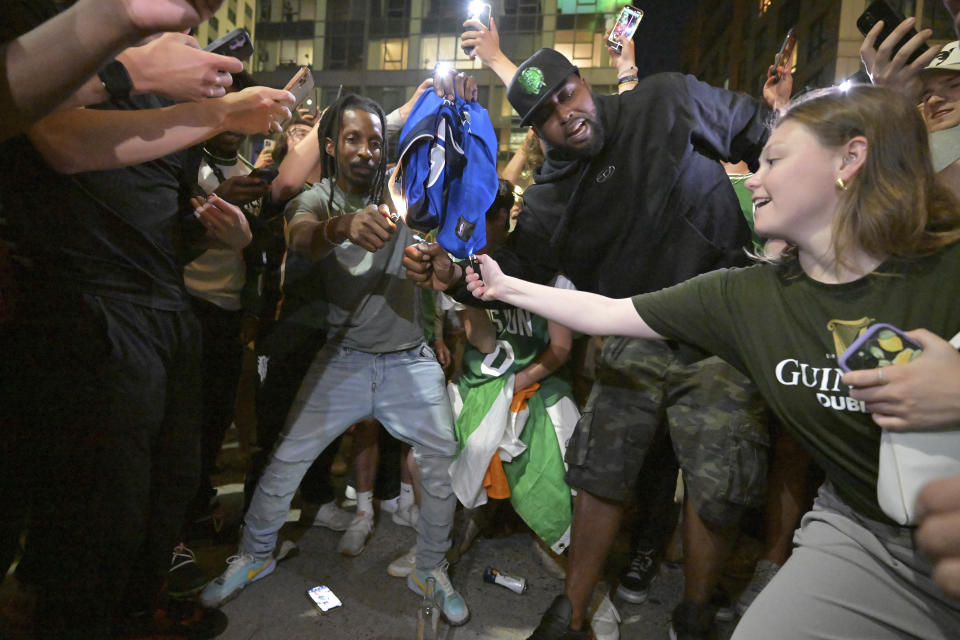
[465,254,506,301]
[860,17,940,98]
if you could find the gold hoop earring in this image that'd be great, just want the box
[835,177,848,191]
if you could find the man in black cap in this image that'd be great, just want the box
[405,43,791,640]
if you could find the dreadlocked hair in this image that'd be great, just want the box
[317,93,388,214]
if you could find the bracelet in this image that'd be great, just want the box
[321,218,336,245]
[618,74,639,84]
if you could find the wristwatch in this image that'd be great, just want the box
[98,59,133,101]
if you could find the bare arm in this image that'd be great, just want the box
[28,86,294,174]
[459,305,497,354]
[500,129,531,185]
[271,116,322,202]
[287,204,397,261]
[0,0,224,142]
[514,319,572,391]
[467,254,663,340]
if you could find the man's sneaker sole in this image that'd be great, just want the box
[406,574,470,626]
[615,578,653,604]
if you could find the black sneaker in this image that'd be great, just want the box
[669,600,717,640]
[710,587,735,623]
[615,547,658,604]
[527,594,593,640]
[167,543,209,600]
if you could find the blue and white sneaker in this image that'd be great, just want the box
[199,552,276,607]
[407,560,469,626]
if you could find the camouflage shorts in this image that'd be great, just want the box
[565,336,769,525]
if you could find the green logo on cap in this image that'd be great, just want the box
[519,67,547,95]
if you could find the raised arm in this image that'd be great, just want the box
[859,17,940,99]
[460,16,517,87]
[466,254,663,340]
[28,86,294,174]
[0,0,225,141]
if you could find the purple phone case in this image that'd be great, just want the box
[837,323,922,372]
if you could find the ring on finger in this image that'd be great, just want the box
[877,368,884,383]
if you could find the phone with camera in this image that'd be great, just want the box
[306,585,342,613]
[283,66,315,110]
[857,0,924,66]
[249,167,279,183]
[204,28,254,61]
[608,5,644,53]
[838,323,923,372]
[772,28,796,82]
[463,2,492,55]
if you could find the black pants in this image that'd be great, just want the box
[189,296,244,516]
[12,292,201,639]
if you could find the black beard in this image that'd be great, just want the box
[551,116,605,160]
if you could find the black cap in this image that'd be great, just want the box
[507,48,578,126]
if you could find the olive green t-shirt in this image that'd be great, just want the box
[282,179,424,353]
[632,242,960,524]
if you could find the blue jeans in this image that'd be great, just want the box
[241,341,458,569]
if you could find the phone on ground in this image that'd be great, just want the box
[838,323,923,372]
[608,5,644,53]
[306,585,342,613]
[857,0,924,66]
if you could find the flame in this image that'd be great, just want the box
[388,170,407,224]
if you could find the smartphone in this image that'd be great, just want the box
[261,138,276,152]
[283,66,315,111]
[204,28,254,61]
[608,5,644,53]
[249,167,279,183]
[772,28,797,82]
[838,323,923,372]
[857,0,924,66]
[307,585,342,613]
[463,1,492,55]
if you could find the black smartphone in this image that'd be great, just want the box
[838,323,923,372]
[463,1,492,56]
[249,167,279,183]
[857,0,924,65]
[204,28,254,61]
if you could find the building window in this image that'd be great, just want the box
[259,1,270,21]
[378,38,408,70]
[228,8,237,24]
[208,16,219,31]
[420,35,482,70]
[245,3,253,21]
[555,13,607,68]
[280,38,314,68]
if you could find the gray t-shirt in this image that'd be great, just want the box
[282,179,424,353]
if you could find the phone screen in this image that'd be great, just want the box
[839,324,923,371]
[608,6,644,52]
[307,585,342,612]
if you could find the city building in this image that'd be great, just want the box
[194,0,258,50]
[683,0,956,98]
[244,1,638,162]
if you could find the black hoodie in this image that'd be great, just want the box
[491,72,771,299]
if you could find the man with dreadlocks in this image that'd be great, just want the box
[200,93,470,626]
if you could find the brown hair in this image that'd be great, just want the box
[768,84,960,269]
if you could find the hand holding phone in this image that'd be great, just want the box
[857,0,935,77]
[249,167,279,183]
[607,5,644,54]
[204,28,254,61]
[771,28,796,83]
[283,66,315,113]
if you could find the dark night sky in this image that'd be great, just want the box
[630,0,701,77]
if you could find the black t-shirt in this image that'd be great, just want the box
[632,243,960,524]
[0,0,200,311]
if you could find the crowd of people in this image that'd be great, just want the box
[3,1,960,640]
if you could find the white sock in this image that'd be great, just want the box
[398,482,415,509]
[357,490,374,517]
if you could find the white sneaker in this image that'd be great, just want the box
[591,592,621,640]
[387,544,417,577]
[309,500,354,531]
[342,484,357,508]
[379,496,399,513]
[337,512,374,557]
[392,502,419,529]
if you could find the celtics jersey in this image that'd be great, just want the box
[459,307,550,387]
